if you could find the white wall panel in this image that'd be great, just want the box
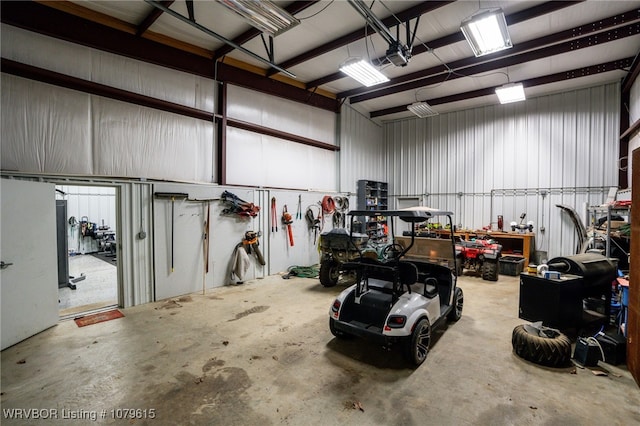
[2,25,215,111]
[385,82,620,259]
[227,85,335,144]
[226,127,336,191]
[152,183,255,300]
[1,75,92,174]
[340,104,385,195]
[121,183,155,307]
[2,25,92,80]
[91,51,215,112]
[92,97,214,182]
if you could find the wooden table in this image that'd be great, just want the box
[432,229,536,267]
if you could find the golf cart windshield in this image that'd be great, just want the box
[347,207,456,266]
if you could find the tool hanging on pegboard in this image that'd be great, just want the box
[296,194,302,220]
[242,231,266,265]
[271,197,278,233]
[220,190,260,218]
[154,192,189,273]
[282,205,294,247]
[333,196,350,228]
[306,205,321,245]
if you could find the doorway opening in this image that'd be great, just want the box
[56,185,119,318]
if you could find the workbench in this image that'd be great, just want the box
[433,229,536,267]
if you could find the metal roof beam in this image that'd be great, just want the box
[370,57,633,118]
[136,0,174,36]
[308,0,582,89]
[213,1,319,60]
[349,19,640,103]
[268,1,453,76]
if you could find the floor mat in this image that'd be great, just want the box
[74,309,124,327]
[90,252,117,266]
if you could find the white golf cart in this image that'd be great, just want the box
[328,207,463,367]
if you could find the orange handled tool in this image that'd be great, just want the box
[282,205,294,247]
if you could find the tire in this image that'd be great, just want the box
[329,318,351,339]
[455,258,464,277]
[405,318,431,367]
[319,259,340,287]
[482,260,499,281]
[511,324,571,367]
[447,287,463,322]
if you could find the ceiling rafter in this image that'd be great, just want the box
[371,57,633,118]
[340,6,640,100]
[348,20,640,104]
[266,0,454,77]
[213,1,320,60]
[307,0,583,89]
[0,0,340,112]
[136,0,174,36]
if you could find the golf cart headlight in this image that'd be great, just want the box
[386,315,406,329]
[331,300,341,313]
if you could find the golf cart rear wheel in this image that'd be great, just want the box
[405,318,431,367]
[320,260,340,287]
[482,260,499,281]
[447,287,463,322]
[511,324,571,367]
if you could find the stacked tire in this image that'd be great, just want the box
[512,324,571,367]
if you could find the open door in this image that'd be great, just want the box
[629,147,639,387]
[1,179,59,350]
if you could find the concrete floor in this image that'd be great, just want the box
[2,273,639,425]
[58,254,118,316]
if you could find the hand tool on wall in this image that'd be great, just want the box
[305,205,321,245]
[282,205,294,247]
[154,192,189,273]
[242,231,266,266]
[296,194,302,220]
[204,201,210,273]
[220,190,260,217]
[271,197,278,232]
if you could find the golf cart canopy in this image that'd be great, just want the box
[348,207,453,223]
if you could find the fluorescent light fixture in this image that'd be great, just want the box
[461,8,512,57]
[340,58,389,87]
[217,0,300,36]
[407,102,439,118]
[495,82,526,104]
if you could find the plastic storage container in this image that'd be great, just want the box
[499,256,525,276]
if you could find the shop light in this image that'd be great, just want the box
[460,8,512,57]
[217,0,300,37]
[407,102,439,118]
[495,82,526,104]
[339,58,389,87]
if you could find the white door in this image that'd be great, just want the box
[1,179,59,350]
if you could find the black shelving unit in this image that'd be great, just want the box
[357,180,388,242]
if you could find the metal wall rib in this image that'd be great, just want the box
[339,104,385,194]
[384,82,621,259]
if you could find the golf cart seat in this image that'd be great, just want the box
[398,261,418,288]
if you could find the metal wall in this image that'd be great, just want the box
[384,82,621,259]
[339,104,386,195]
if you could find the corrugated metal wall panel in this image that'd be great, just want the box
[385,82,620,259]
[339,105,385,194]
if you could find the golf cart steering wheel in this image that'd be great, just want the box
[381,243,404,260]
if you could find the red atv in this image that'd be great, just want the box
[456,237,502,281]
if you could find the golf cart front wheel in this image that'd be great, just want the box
[405,318,431,367]
[319,260,340,287]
